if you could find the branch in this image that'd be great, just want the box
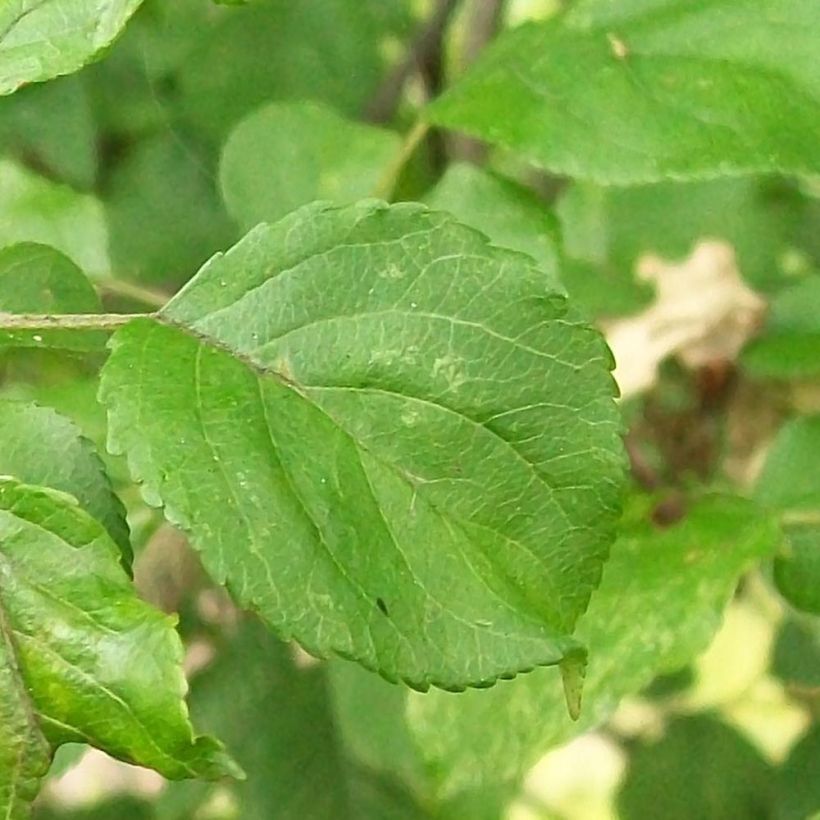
[96,277,170,309]
[0,313,151,331]
[364,0,461,124]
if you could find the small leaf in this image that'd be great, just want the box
[100,200,624,691]
[220,101,400,230]
[0,76,97,189]
[0,244,105,352]
[428,0,820,182]
[755,415,820,613]
[772,728,820,820]
[105,134,236,287]
[158,620,430,820]
[0,0,143,95]
[0,160,109,278]
[407,496,778,797]
[178,1,411,142]
[0,399,131,564]
[617,714,774,820]
[559,650,586,721]
[743,275,820,380]
[425,163,561,287]
[0,479,238,820]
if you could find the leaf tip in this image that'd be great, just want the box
[559,649,588,721]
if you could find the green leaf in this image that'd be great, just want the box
[0,76,97,189]
[100,200,624,690]
[220,101,400,230]
[158,620,429,820]
[0,160,109,278]
[34,796,154,820]
[0,399,130,563]
[104,133,235,287]
[428,0,820,183]
[743,275,820,380]
[0,244,105,352]
[755,415,820,613]
[178,0,411,143]
[617,714,774,820]
[773,728,820,820]
[0,478,239,820]
[773,525,820,615]
[406,496,778,797]
[756,416,820,511]
[772,616,820,689]
[424,163,561,287]
[0,0,143,95]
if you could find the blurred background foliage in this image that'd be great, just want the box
[1,0,818,817]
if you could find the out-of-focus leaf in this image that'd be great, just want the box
[407,496,778,798]
[0,160,109,278]
[773,525,820,615]
[105,133,235,286]
[772,616,820,689]
[0,479,238,820]
[158,620,429,820]
[617,714,774,820]
[0,244,105,352]
[34,796,153,820]
[0,399,130,563]
[558,178,805,316]
[220,101,400,230]
[744,275,820,380]
[429,0,820,182]
[100,200,624,691]
[756,416,820,511]
[179,0,412,143]
[425,163,561,286]
[772,728,820,820]
[0,0,143,95]
[328,661,427,795]
[0,76,97,189]
[755,416,820,613]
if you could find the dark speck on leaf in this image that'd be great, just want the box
[376,597,389,616]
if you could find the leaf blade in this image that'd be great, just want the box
[427,0,820,183]
[100,200,625,691]
[0,478,238,819]
[0,0,143,95]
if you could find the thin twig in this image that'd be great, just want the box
[448,0,506,163]
[364,0,461,124]
[0,313,151,331]
[371,121,431,200]
[96,277,170,309]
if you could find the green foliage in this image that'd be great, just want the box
[100,200,623,689]
[617,714,774,820]
[756,415,820,613]
[773,728,820,820]
[0,1,816,816]
[0,401,130,562]
[743,274,820,379]
[425,163,561,284]
[429,0,820,182]
[0,161,109,278]
[220,101,400,230]
[0,0,144,95]
[158,620,429,820]
[0,245,104,351]
[406,496,778,797]
[0,478,238,819]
